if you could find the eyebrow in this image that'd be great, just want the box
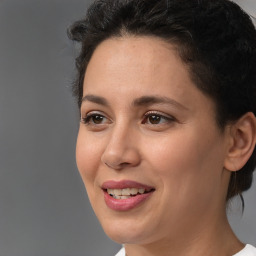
[81,94,109,106]
[81,94,188,110]
[133,95,188,110]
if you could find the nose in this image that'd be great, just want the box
[101,123,141,170]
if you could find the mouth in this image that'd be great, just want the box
[101,180,155,211]
[105,187,154,199]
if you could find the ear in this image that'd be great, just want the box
[224,112,256,172]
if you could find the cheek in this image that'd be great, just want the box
[143,129,225,201]
[76,128,103,187]
[144,132,204,175]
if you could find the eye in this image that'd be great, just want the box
[81,112,110,126]
[142,111,175,125]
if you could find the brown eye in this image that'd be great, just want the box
[91,115,104,124]
[148,115,161,124]
[81,113,108,125]
[142,112,175,126]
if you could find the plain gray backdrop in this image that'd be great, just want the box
[0,0,255,255]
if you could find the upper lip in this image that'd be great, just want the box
[101,180,155,190]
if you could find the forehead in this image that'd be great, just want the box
[84,36,191,94]
[82,36,215,117]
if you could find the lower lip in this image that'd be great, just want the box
[103,190,154,211]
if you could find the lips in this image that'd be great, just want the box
[102,180,155,211]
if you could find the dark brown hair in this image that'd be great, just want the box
[68,0,256,201]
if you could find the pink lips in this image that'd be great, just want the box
[102,180,155,211]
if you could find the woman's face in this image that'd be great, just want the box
[76,37,231,245]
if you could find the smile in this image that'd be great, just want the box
[107,188,153,199]
[102,180,155,211]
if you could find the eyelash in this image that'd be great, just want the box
[80,111,175,127]
[142,111,175,125]
[81,112,109,125]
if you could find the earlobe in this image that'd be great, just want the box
[224,112,256,172]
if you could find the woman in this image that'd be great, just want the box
[68,0,256,255]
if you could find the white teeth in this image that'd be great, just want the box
[113,189,120,195]
[130,188,138,195]
[108,189,114,195]
[139,188,145,194]
[121,188,130,196]
[107,188,148,198]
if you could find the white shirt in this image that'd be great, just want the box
[115,244,256,256]
[233,245,256,256]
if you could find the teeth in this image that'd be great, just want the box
[122,188,131,196]
[108,189,114,195]
[139,188,145,194]
[113,189,120,195]
[130,188,138,194]
[107,188,147,197]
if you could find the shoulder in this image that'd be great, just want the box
[233,244,256,256]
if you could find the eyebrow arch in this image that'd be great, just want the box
[81,94,188,110]
[133,95,188,110]
[81,94,109,106]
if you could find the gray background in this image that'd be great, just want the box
[0,0,255,255]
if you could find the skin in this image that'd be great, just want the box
[76,36,246,256]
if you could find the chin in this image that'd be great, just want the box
[99,216,158,245]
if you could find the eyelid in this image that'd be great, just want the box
[80,110,176,125]
[144,110,175,120]
[81,110,108,119]
[80,110,111,124]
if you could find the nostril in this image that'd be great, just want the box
[120,162,131,167]
[104,159,139,170]
[104,161,122,170]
